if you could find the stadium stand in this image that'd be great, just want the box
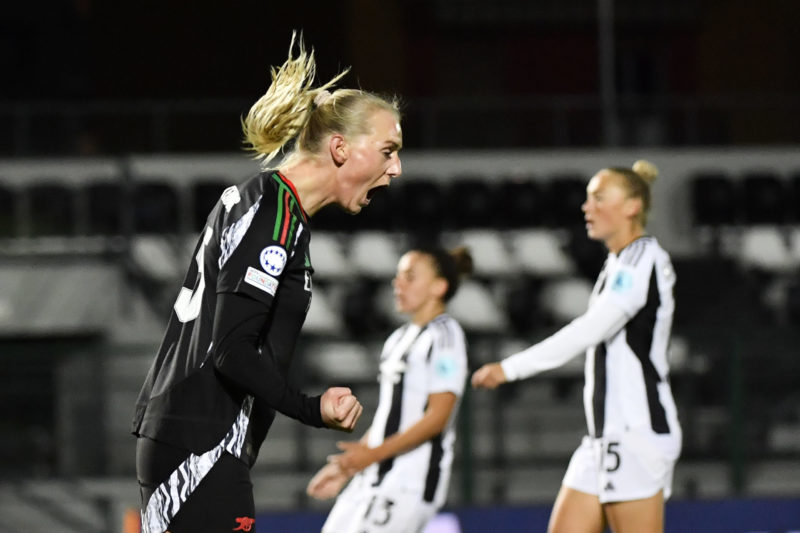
[1,150,800,532]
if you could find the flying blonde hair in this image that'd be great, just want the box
[241,32,400,164]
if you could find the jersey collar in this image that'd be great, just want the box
[273,171,308,223]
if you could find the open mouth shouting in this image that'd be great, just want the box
[364,183,389,205]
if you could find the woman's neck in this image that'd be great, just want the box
[606,228,645,255]
[410,301,446,327]
[278,156,336,216]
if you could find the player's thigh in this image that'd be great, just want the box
[168,452,255,533]
[548,485,605,533]
[603,490,664,533]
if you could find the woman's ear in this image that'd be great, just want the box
[329,134,347,166]
[431,277,449,300]
[624,196,643,219]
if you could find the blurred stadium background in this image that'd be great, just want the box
[1,1,799,532]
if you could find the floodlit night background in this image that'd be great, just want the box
[1,1,799,532]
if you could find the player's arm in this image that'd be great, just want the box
[211,291,361,431]
[331,392,457,475]
[472,294,629,388]
[306,426,373,500]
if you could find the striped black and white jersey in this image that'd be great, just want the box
[363,314,468,507]
[502,236,681,439]
[132,170,319,466]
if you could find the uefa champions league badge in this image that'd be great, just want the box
[612,269,634,293]
[435,357,457,378]
[260,246,288,277]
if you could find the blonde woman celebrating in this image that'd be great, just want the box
[473,161,681,533]
[308,245,473,533]
[133,32,402,533]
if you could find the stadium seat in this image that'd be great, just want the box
[129,235,183,283]
[85,181,124,236]
[566,226,607,281]
[302,340,376,382]
[547,174,587,228]
[302,284,345,336]
[458,229,518,278]
[310,202,356,232]
[348,231,401,279]
[741,172,788,224]
[341,278,391,338]
[789,227,800,264]
[507,229,576,277]
[495,178,548,228]
[191,178,229,231]
[308,232,352,280]
[791,171,800,224]
[356,182,397,232]
[502,275,543,335]
[737,226,795,274]
[0,184,18,237]
[539,277,593,325]
[133,180,179,234]
[447,279,507,334]
[447,179,497,229]
[786,281,800,324]
[690,172,738,226]
[393,179,446,240]
[28,182,77,236]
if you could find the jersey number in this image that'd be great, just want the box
[604,441,621,472]
[363,496,394,529]
[174,227,212,323]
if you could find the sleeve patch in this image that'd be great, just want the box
[434,356,457,379]
[611,270,634,293]
[244,266,279,295]
[260,246,288,276]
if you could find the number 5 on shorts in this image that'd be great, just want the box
[605,441,621,472]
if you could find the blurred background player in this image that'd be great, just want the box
[132,32,402,533]
[307,245,473,533]
[473,160,681,533]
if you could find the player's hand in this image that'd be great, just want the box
[329,441,377,476]
[471,363,508,389]
[306,461,350,500]
[320,387,363,432]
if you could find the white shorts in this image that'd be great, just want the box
[562,430,680,503]
[322,474,438,533]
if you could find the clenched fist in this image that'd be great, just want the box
[320,387,363,432]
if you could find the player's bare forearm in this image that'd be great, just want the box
[334,392,456,474]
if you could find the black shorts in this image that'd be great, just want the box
[136,437,255,533]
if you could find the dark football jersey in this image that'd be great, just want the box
[132,170,318,464]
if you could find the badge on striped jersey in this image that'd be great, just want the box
[434,356,457,378]
[611,270,633,292]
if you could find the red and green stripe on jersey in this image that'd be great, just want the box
[270,172,307,248]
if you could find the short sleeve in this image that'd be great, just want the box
[603,247,655,317]
[426,323,468,397]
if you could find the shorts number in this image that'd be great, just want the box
[363,496,395,528]
[174,227,212,323]
[605,441,621,472]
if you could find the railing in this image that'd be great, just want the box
[2,94,800,156]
